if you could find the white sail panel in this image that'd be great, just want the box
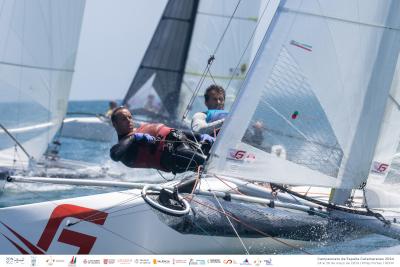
[365,56,400,208]
[207,0,400,188]
[0,0,85,168]
[178,0,260,120]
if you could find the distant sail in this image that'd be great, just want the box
[0,0,86,168]
[123,0,200,120]
[123,0,261,124]
[177,0,261,121]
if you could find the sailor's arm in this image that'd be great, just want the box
[191,112,225,135]
[110,133,156,161]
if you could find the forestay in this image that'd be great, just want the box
[0,0,85,168]
[177,0,261,120]
[206,0,400,189]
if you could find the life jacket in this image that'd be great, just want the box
[205,109,229,123]
[133,123,172,171]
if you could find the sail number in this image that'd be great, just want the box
[227,149,256,161]
[370,161,389,175]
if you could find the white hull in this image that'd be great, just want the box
[61,117,115,142]
[1,176,398,255]
[0,188,310,254]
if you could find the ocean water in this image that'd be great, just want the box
[0,100,399,254]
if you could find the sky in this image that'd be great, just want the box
[69,0,167,100]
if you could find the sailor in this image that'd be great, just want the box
[243,120,266,147]
[191,84,229,136]
[110,107,214,174]
[105,100,118,118]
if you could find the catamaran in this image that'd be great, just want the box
[1,0,400,254]
[0,0,109,179]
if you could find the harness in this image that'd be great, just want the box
[133,123,172,171]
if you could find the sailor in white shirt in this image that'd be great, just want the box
[191,85,228,136]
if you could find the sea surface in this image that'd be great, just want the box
[0,100,399,255]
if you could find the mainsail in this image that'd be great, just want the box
[206,0,400,194]
[123,0,261,124]
[0,0,86,168]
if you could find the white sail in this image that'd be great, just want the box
[178,0,261,120]
[364,55,400,208]
[0,0,85,168]
[207,0,400,190]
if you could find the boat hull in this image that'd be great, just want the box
[61,117,115,142]
[0,189,328,254]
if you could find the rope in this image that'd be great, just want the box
[188,197,312,254]
[213,174,245,195]
[204,179,249,254]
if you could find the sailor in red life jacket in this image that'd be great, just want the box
[110,107,215,174]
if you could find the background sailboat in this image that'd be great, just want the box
[0,0,86,171]
[62,0,262,141]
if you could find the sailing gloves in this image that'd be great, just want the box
[200,134,215,144]
[132,133,156,144]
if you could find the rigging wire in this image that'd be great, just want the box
[212,0,242,56]
[182,0,243,120]
[0,123,33,161]
[225,0,272,91]
[188,196,312,254]
[203,178,250,255]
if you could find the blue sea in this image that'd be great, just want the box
[0,100,399,254]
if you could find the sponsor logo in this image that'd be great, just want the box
[5,257,25,265]
[224,259,237,264]
[69,256,77,267]
[137,259,151,264]
[208,259,222,264]
[1,204,108,254]
[83,258,101,265]
[30,256,37,267]
[240,258,251,265]
[370,161,389,175]
[103,258,116,264]
[117,258,133,265]
[254,258,262,266]
[173,259,188,264]
[264,258,273,265]
[189,259,206,265]
[227,149,256,161]
[46,256,55,266]
[156,259,171,264]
